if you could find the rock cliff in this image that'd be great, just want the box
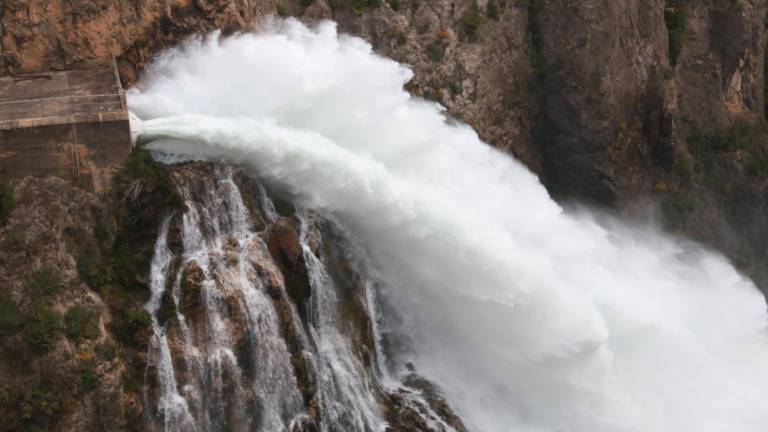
[2,1,768,430]
[3,0,764,290]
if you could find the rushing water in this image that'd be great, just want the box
[129,19,768,432]
[142,166,420,431]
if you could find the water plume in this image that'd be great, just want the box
[128,19,768,432]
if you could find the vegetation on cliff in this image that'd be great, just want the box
[0,182,14,225]
[664,0,685,66]
[0,146,187,430]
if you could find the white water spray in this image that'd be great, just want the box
[129,19,768,432]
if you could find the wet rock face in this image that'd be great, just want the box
[267,216,314,319]
[385,374,468,432]
[135,162,465,431]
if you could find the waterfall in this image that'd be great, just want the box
[141,165,453,431]
[143,168,290,430]
[129,19,768,432]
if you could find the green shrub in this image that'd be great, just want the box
[118,147,183,233]
[664,0,685,66]
[94,221,110,249]
[523,0,545,79]
[121,370,142,395]
[96,340,118,361]
[300,0,313,7]
[24,303,63,353]
[112,307,152,346]
[460,2,483,37]
[276,2,291,16]
[111,242,143,290]
[79,361,99,391]
[0,293,22,336]
[745,151,768,178]
[387,0,400,11]
[329,0,380,13]
[449,81,461,95]
[460,1,482,28]
[396,32,407,46]
[426,40,447,62]
[689,119,768,166]
[0,182,14,224]
[77,254,112,292]
[487,0,499,20]
[19,383,65,426]
[26,267,63,299]
[64,305,100,343]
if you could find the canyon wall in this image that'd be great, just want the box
[1,1,768,430]
[7,0,763,291]
[1,2,765,276]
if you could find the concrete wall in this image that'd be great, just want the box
[0,69,131,191]
[0,118,131,191]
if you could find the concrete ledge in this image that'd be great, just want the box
[0,111,129,130]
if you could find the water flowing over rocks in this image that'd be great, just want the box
[141,163,466,432]
[0,159,465,431]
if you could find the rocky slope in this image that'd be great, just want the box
[3,0,764,290]
[0,175,145,430]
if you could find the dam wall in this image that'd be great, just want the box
[0,67,132,191]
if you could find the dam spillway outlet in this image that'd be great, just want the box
[0,68,132,191]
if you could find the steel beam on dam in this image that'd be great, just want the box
[0,66,132,191]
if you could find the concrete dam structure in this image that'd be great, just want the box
[0,67,132,191]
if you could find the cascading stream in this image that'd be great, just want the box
[129,19,768,432]
[142,165,403,432]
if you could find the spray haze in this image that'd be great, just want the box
[128,19,768,432]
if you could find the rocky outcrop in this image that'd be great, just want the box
[0,0,277,83]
